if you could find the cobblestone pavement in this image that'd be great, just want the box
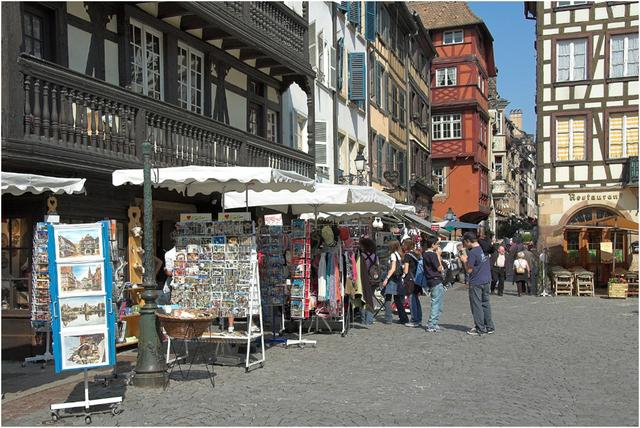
[3,284,638,426]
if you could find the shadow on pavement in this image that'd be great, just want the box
[438,324,469,332]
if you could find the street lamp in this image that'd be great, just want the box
[354,151,366,174]
[337,150,367,185]
[133,140,166,388]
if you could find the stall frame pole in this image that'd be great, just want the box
[286,319,316,348]
[50,369,122,417]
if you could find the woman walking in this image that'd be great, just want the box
[402,239,422,327]
[513,251,530,297]
[358,237,379,325]
[382,240,409,325]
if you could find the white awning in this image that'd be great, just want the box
[223,183,396,215]
[1,172,86,196]
[112,166,315,196]
[394,204,417,215]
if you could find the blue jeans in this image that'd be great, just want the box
[427,283,444,328]
[362,309,374,325]
[410,293,422,324]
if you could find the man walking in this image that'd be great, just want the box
[460,232,495,336]
[422,237,445,333]
[523,244,538,296]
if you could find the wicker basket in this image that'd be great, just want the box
[157,313,214,339]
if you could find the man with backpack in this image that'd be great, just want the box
[422,236,446,333]
[402,239,422,327]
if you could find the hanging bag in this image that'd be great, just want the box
[403,252,420,295]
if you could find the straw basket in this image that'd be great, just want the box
[157,313,214,340]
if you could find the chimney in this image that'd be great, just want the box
[510,109,523,130]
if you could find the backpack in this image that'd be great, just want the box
[389,252,403,279]
[403,252,423,295]
[364,253,381,285]
[514,259,526,274]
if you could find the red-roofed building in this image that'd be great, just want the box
[411,2,497,224]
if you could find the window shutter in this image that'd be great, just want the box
[291,111,297,149]
[384,72,389,112]
[374,61,381,105]
[315,120,328,166]
[338,1,349,13]
[336,38,344,91]
[348,2,361,27]
[309,21,317,70]
[348,52,366,101]
[365,2,377,41]
[330,45,337,90]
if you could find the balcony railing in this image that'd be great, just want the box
[15,55,314,177]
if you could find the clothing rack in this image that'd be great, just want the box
[308,242,346,337]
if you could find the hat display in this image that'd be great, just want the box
[321,225,335,246]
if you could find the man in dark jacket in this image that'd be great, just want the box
[479,231,496,256]
[523,244,538,295]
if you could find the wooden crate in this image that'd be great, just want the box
[552,267,574,296]
[608,282,628,299]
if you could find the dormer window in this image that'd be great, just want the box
[443,30,463,45]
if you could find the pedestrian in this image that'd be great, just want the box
[460,232,495,336]
[506,236,524,283]
[513,251,530,297]
[490,246,507,296]
[456,243,468,284]
[523,244,538,296]
[381,240,409,325]
[422,236,446,333]
[479,231,496,256]
[402,239,422,327]
[358,237,379,326]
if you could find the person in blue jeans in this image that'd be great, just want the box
[460,232,495,336]
[401,239,422,327]
[422,236,445,333]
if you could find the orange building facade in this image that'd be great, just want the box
[412,2,497,223]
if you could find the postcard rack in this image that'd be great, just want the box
[286,220,315,348]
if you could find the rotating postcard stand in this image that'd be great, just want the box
[286,220,315,348]
[47,222,122,423]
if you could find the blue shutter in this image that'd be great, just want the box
[348,52,366,101]
[376,136,383,178]
[374,60,381,106]
[348,2,361,27]
[336,38,344,91]
[365,2,377,41]
[339,1,349,13]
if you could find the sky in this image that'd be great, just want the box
[469,1,537,134]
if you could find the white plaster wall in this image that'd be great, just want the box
[574,165,588,181]
[226,68,247,90]
[105,40,119,85]
[610,163,624,180]
[282,82,309,153]
[543,140,551,163]
[609,82,624,97]
[555,11,570,24]
[67,25,92,76]
[67,3,90,21]
[574,8,589,22]
[556,166,569,182]
[543,40,551,61]
[227,90,247,132]
[630,80,639,97]
[283,1,304,17]
[593,165,606,180]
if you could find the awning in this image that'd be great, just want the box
[112,166,315,196]
[1,172,86,196]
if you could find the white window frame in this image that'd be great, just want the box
[556,116,586,161]
[609,112,638,159]
[494,155,503,179]
[496,111,503,134]
[556,1,589,7]
[556,38,587,82]
[436,67,457,87]
[317,31,329,86]
[267,109,278,144]
[610,33,639,78]
[129,19,164,100]
[443,30,463,45]
[432,114,462,140]
[433,166,445,193]
[177,42,203,114]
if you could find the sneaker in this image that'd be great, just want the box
[425,326,438,332]
[466,327,482,336]
[404,322,419,327]
[433,325,443,332]
[487,329,495,334]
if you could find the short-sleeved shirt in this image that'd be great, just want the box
[467,245,491,287]
[403,252,419,278]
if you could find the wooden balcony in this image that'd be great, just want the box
[5,55,314,177]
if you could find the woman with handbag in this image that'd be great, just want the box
[402,239,422,327]
[513,251,530,297]
[382,240,409,325]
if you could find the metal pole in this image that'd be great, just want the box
[133,141,166,388]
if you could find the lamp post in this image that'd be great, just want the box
[133,140,166,388]
[338,151,367,185]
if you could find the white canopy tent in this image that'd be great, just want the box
[223,183,396,216]
[1,172,86,196]
[298,201,415,221]
[112,166,315,196]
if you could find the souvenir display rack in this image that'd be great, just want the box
[257,225,288,345]
[170,220,265,371]
[24,222,54,367]
[286,220,315,348]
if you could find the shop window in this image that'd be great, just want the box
[588,231,600,262]
[566,231,579,263]
[130,20,163,100]
[2,218,33,312]
[608,111,638,159]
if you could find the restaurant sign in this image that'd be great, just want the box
[568,192,619,202]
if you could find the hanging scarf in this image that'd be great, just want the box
[317,253,327,301]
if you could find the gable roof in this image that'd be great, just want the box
[410,1,493,42]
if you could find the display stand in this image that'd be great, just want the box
[286,319,316,348]
[265,303,287,346]
[23,326,54,367]
[50,369,122,424]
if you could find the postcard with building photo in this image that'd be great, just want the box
[54,224,103,262]
[59,295,107,330]
[61,331,108,370]
[57,263,105,296]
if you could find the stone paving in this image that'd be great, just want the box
[2,283,638,426]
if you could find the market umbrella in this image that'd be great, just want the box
[439,220,481,232]
[223,183,396,216]
[112,166,315,196]
[1,172,86,196]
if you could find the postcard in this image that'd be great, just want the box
[57,263,105,296]
[54,224,103,262]
[59,295,107,330]
[61,331,108,370]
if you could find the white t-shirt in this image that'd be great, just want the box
[164,247,177,272]
[495,254,506,268]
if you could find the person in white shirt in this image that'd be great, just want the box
[490,246,507,296]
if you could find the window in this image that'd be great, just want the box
[376,135,384,179]
[443,30,463,45]
[248,103,263,136]
[317,32,327,85]
[267,110,278,144]
[432,114,462,140]
[556,1,589,7]
[2,218,32,312]
[130,20,163,100]
[398,151,406,186]
[177,44,203,114]
[556,38,587,82]
[478,74,485,94]
[436,67,456,87]
[433,167,445,193]
[391,83,398,120]
[609,112,639,158]
[399,92,406,126]
[495,155,503,179]
[610,33,639,78]
[495,111,503,134]
[556,116,586,161]
[23,11,44,58]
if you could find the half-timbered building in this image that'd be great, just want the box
[525,1,638,286]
